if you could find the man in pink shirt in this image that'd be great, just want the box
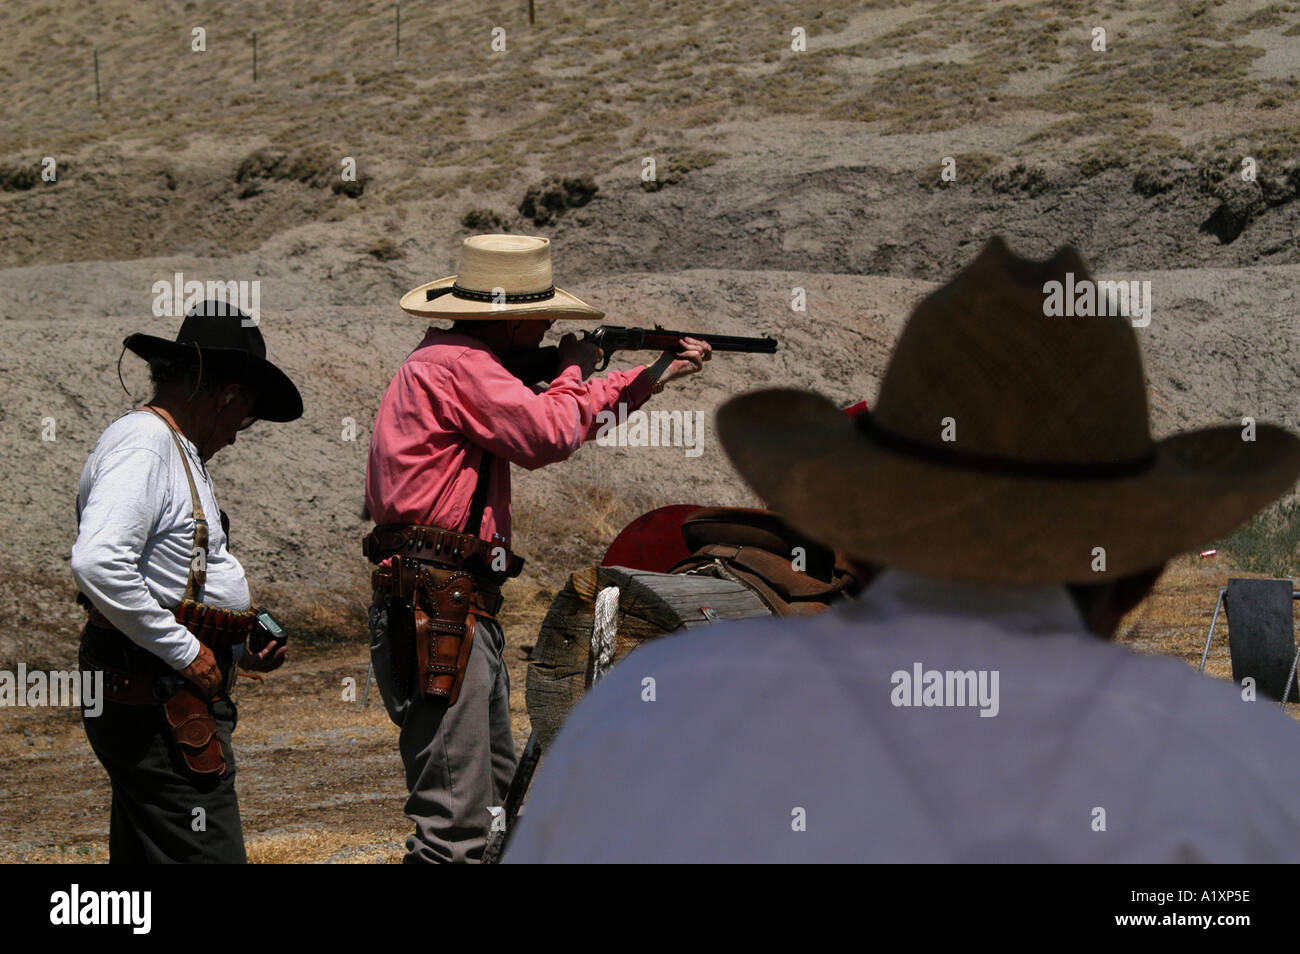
[363,234,709,863]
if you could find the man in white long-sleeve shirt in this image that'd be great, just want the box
[72,301,301,863]
[505,237,1300,864]
[74,409,253,674]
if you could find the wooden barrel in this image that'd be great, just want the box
[524,565,771,750]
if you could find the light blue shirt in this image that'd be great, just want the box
[506,570,1300,862]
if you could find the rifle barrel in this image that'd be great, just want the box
[634,328,778,353]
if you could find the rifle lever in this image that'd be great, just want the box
[581,329,613,372]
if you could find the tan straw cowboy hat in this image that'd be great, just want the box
[399,234,604,321]
[716,236,1300,584]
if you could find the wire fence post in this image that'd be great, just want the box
[529,0,535,25]
[396,1,401,56]
[93,44,101,108]
[252,31,258,82]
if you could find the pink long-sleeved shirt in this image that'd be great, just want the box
[365,329,654,550]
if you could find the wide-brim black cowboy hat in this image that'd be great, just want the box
[716,237,1300,585]
[123,301,303,423]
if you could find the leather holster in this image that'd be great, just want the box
[162,684,226,779]
[411,562,479,707]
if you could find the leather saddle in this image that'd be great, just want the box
[669,507,863,616]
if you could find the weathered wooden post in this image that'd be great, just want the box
[93,45,101,108]
[252,31,258,82]
[396,1,401,56]
[529,0,535,25]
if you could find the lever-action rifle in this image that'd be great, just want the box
[500,325,779,385]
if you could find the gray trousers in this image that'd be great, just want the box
[369,598,517,863]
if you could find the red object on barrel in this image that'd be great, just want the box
[602,504,702,573]
[600,401,867,573]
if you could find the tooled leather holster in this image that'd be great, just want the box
[364,451,523,707]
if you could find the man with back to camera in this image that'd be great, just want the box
[506,236,1300,863]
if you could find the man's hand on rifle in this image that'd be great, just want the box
[557,332,603,379]
[650,336,712,388]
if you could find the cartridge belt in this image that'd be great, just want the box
[83,598,256,649]
[171,600,258,647]
[363,523,524,584]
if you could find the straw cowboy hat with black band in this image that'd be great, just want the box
[399,234,605,322]
[123,301,304,423]
[716,236,1300,585]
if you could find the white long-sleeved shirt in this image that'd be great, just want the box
[70,410,250,670]
[506,569,1300,862]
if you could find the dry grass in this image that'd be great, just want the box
[1117,554,1228,672]
[246,828,404,864]
[1216,497,1300,578]
[1117,548,1300,725]
[1,827,408,864]
[0,843,108,864]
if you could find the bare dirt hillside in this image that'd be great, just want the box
[2,0,1299,861]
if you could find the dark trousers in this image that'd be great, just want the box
[369,599,517,863]
[81,625,246,864]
